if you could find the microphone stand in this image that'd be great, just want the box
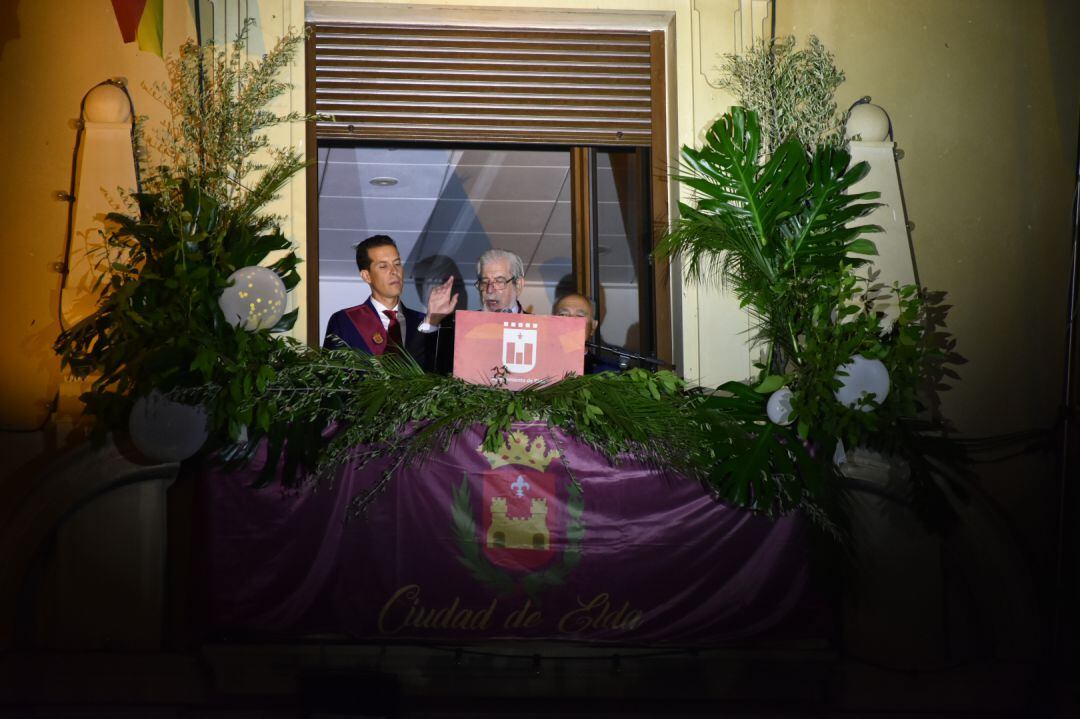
[585,341,672,371]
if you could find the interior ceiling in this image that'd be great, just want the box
[317,146,637,286]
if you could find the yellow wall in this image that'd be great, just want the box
[0,0,194,430]
[777,0,1079,438]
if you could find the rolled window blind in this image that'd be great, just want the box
[310,24,653,146]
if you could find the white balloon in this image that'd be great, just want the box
[218,266,287,331]
[834,354,891,412]
[128,390,209,462]
[766,387,795,425]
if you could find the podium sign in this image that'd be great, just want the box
[453,310,586,389]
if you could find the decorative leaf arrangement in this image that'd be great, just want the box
[657,103,966,529]
[187,348,705,498]
[146,21,307,211]
[54,26,308,443]
[716,35,847,157]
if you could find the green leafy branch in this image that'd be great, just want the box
[55,26,309,442]
[184,349,708,494]
[657,101,965,533]
[717,35,847,157]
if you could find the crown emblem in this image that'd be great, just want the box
[479,430,560,471]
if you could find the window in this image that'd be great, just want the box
[314,142,657,361]
[307,23,670,364]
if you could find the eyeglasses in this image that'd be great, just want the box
[475,276,517,291]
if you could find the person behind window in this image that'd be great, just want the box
[323,235,457,371]
[412,254,466,374]
[476,249,527,313]
[553,292,620,374]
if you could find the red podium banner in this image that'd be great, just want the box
[453,310,586,389]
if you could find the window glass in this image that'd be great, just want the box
[595,149,650,354]
[317,146,572,342]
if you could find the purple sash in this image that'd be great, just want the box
[345,303,388,355]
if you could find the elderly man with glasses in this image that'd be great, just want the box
[475,249,527,313]
[422,248,527,374]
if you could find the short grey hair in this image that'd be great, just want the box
[554,292,596,317]
[476,249,525,280]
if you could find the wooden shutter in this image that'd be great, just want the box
[309,24,653,146]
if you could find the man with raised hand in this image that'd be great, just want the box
[323,234,458,372]
[475,248,527,313]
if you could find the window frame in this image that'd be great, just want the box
[305,25,672,365]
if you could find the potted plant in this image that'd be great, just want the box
[659,38,965,532]
[54,26,307,462]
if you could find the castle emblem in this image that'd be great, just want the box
[487,496,548,550]
[502,321,538,373]
[477,431,560,572]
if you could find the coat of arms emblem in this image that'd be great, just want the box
[452,430,584,596]
[501,321,538,373]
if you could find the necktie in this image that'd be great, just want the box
[383,309,403,352]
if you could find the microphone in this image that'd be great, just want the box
[584,341,672,370]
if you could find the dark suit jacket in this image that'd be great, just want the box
[429,313,456,375]
[323,299,436,371]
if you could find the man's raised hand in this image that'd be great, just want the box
[425,276,459,325]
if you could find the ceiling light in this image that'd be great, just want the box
[370,177,398,187]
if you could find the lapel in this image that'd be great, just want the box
[344,300,388,355]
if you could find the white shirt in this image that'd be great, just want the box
[369,297,437,335]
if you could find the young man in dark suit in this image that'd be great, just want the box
[323,235,457,371]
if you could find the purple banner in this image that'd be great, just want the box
[196,423,826,644]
